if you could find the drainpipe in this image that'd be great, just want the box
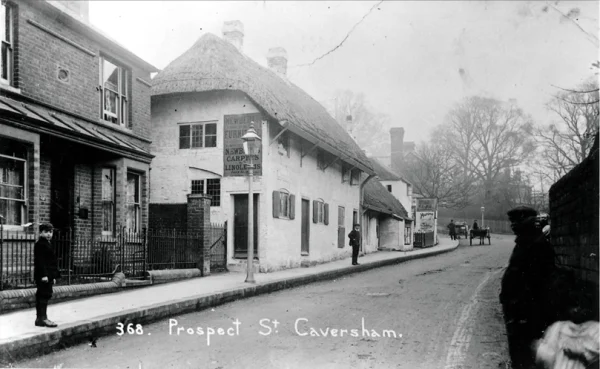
[359,174,376,253]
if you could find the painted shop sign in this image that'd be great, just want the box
[223,113,263,177]
[416,198,438,212]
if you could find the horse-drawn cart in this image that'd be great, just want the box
[470,228,491,245]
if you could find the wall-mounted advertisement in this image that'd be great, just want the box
[223,113,263,177]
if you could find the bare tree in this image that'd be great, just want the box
[535,78,599,178]
[402,140,473,209]
[324,90,390,157]
[435,96,535,202]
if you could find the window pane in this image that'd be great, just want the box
[103,59,119,92]
[205,135,217,148]
[206,178,220,206]
[120,69,128,96]
[121,97,128,126]
[1,5,6,42]
[191,125,203,148]
[102,168,115,233]
[280,193,289,217]
[179,125,190,149]
[104,89,118,115]
[191,180,204,195]
[205,123,217,134]
[1,43,9,81]
[127,173,139,203]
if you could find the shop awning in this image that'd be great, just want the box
[0,95,153,163]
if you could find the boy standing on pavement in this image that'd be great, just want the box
[34,223,60,327]
[348,224,361,266]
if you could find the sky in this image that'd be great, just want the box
[88,1,599,146]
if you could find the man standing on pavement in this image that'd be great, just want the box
[447,219,457,240]
[34,223,60,328]
[348,224,361,266]
[500,206,556,369]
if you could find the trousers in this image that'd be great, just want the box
[36,281,53,319]
[351,245,359,264]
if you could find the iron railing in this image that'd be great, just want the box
[0,224,227,290]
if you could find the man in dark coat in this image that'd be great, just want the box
[472,220,480,230]
[447,220,457,240]
[500,206,556,369]
[348,224,361,266]
[34,223,61,327]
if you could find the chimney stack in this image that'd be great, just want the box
[390,127,405,174]
[222,20,244,52]
[267,47,288,76]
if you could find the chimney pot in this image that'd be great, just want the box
[267,47,288,76]
[222,20,244,52]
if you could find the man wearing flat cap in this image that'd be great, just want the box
[500,206,557,369]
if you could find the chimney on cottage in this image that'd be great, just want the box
[390,127,405,174]
[267,47,288,76]
[222,20,244,52]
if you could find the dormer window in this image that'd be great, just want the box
[100,56,129,127]
[1,2,14,86]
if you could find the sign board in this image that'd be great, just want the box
[223,114,263,177]
[416,198,438,212]
[416,211,436,232]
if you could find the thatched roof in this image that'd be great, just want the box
[363,180,409,220]
[151,33,373,174]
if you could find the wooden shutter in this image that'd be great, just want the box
[324,203,329,225]
[313,200,318,223]
[272,191,280,218]
[289,194,296,220]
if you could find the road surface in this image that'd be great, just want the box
[14,235,515,369]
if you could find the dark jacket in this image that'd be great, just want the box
[472,222,479,230]
[447,223,456,233]
[34,237,61,283]
[348,229,361,247]
[500,229,556,328]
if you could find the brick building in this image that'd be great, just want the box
[150,21,376,272]
[0,0,157,263]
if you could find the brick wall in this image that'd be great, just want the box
[549,134,599,319]
[11,1,153,144]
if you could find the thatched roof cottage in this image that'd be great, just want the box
[149,21,377,273]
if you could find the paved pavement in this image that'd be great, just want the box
[0,237,458,364]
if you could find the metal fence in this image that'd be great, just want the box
[209,222,227,272]
[1,224,227,290]
[414,231,435,248]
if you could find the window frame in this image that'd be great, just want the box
[125,171,141,233]
[101,167,116,236]
[315,199,324,224]
[341,164,351,183]
[0,1,14,86]
[350,169,361,185]
[190,178,221,207]
[179,121,218,149]
[99,56,129,127]
[0,152,26,228]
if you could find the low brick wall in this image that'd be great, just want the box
[549,134,599,320]
[0,273,126,314]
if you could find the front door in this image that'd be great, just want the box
[301,199,310,254]
[50,152,74,271]
[233,194,258,258]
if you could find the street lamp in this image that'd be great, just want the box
[481,206,485,228]
[241,122,261,284]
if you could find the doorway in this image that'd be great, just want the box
[301,199,310,254]
[233,194,259,259]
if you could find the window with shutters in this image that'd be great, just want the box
[272,190,295,220]
[313,199,328,225]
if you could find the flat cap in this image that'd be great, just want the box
[507,205,537,220]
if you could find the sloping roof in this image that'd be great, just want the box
[368,157,412,185]
[0,95,153,163]
[151,33,373,174]
[363,180,409,219]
